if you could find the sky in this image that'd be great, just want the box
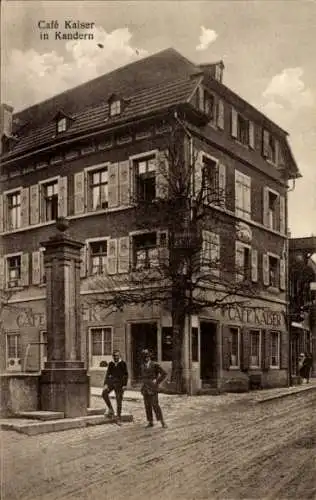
[1,0,316,239]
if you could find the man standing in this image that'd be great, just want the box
[102,350,128,424]
[140,349,167,428]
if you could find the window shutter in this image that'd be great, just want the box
[80,244,87,278]
[211,232,220,277]
[200,230,210,271]
[279,195,285,234]
[198,86,204,110]
[107,239,118,275]
[231,107,238,138]
[240,328,250,372]
[275,139,279,166]
[30,184,39,225]
[119,160,130,206]
[20,253,29,286]
[156,151,169,199]
[245,178,251,217]
[251,248,258,282]
[262,330,270,370]
[194,151,203,197]
[157,230,169,267]
[74,171,85,214]
[0,257,5,289]
[217,99,224,130]
[0,194,3,232]
[40,249,45,283]
[118,236,130,274]
[263,129,270,157]
[218,163,226,207]
[58,176,68,217]
[20,187,29,227]
[263,187,269,227]
[32,251,41,285]
[263,254,269,286]
[280,332,288,369]
[249,121,255,149]
[108,163,119,208]
[222,326,232,370]
[280,257,286,290]
[235,241,244,282]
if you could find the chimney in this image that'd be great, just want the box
[1,103,14,137]
[198,60,225,83]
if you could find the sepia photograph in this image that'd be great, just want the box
[1,1,315,499]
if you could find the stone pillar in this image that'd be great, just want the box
[40,219,89,417]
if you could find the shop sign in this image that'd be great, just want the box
[222,305,284,328]
[15,304,109,328]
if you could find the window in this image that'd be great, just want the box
[133,232,158,270]
[203,92,215,120]
[229,327,240,368]
[7,191,21,229]
[237,114,249,145]
[89,240,107,275]
[268,191,279,230]
[7,255,21,288]
[269,255,279,288]
[42,181,58,221]
[202,156,218,202]
[135,156,156,202]
[89,168,108,210]
[270,331,280,368]
[6,333,21,371]
[235,242,252,282]
[90,327,112,368]
[263,130,277,163]
[57,117,67,133]
[161,327,173,361]
[201,231,220,276]
[249,330,261,367]
[235,170,251,220]
[109,100,121,117]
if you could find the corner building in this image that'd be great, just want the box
[0,49,300,391]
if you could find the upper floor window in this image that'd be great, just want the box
[134,156,156,203]
[201,230,220,277]
[89,168,108,211]
[7,191,21,230]
[89,240,108,275]
[42,181,58,222]
[268,255,279,288]
[231,108,254,148]
[109,100,121,117]
[132,232,159,270]
[57,117,67,133]
[268,190,279,230]
[7,255,21,288]
[202,156,218,202]
[262,130,277,164]
[235,170,251,220]
[203,92,216,121]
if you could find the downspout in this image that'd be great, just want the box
[286,178,296,386]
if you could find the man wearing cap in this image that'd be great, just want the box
[140,349,167,428]
[102,350,128,425]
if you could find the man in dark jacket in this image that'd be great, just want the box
[140,349,167,428]
[102,350,128,424]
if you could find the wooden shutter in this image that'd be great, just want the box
[231,107,238,138]
[0,194,3,232]
[156,151,169,199]
[263,187,270,227]
[0,257,5,289]
[262,330,270,370]
[240,328,250,371]
[119,160,130,206]
[263,129,270,157]
[198,86,204,110]
[218,163,226,207]
[280,257,286,290]
[251,248,258,282]
[157,230,169,267]
[235,241,244,282]
[58,176,68,217]
[280,332,288,369]
[279,195,285,234]
[249,121,255,149]
[74,171,85,214]
[107,239,118,275]
[263,254,269,286]
[194,151,204,197]
[30,184,40,225]
[32,251,41,285]
[20,253,29,286]
[245,176,251,217]
[118,237,130,274]
[108,163,119,208]
[80,244,87,278]
[40,249,45,283]
[20,187,29,227]
[217,99,224,130]
[201,230,210,271]
[222,326,232,371]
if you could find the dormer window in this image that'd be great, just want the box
[109,99,121,117]
[57,117,67,133]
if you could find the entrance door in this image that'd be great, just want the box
[200,321,218,385]
[131,322,157,382]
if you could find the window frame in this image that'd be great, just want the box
[84,162,110,213]
[5,251,22,289]
[57,117,67,133]
[86,236,110,276]
[249,329,262,369]
[109,99,121,117]
[6,332,21,371]
[202,152,219,203]
[5,188,22,231]
[39,176,59,223]
[132,152,158,203]
[235,241,252,282]
[89,326,113,369]
[235,170,251,220]
[132,231,159,270]
[228,326,240,369]
[267,252,280,289]
[270,330,280,369]
[263,129,277,164]
[267,187,280,231]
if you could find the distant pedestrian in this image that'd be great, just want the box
[305,352,313,383]
[140,349,167,428]
[102,350,128,425]
[298,352,310,384]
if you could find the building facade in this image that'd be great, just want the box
[0,49,300,392]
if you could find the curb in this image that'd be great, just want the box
[255,385,316,404]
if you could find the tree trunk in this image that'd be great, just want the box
[171,290,186,393]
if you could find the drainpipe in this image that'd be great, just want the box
[286,178,296,386]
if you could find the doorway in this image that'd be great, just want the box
[200,321,218,385]
[131,322,157,382]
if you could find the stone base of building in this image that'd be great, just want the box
[40,368,90,418]
[0,373,40,417]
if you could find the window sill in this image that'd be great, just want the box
[229,366,240,370]
[269,365,280,370]
[5,286,23,292]
[249,366,261,370]
[266,286,280,295]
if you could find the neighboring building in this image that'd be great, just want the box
[0,48,300,391]
[289,237,316,378]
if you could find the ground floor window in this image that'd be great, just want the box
[229,327,240,368]
[6,333,21,371]
[40,331,47,369]
[249,330,261,368]
[270,331,280,368]
[90,327,113,368]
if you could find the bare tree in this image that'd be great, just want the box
[87,118,259,392]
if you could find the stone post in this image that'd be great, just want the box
[40,218,89,417]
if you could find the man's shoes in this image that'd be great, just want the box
[145,422,154,428]
[105,411,115,419]
[161,421,168,428]
[115,418,122,426]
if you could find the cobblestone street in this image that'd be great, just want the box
[1,388,315,500]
